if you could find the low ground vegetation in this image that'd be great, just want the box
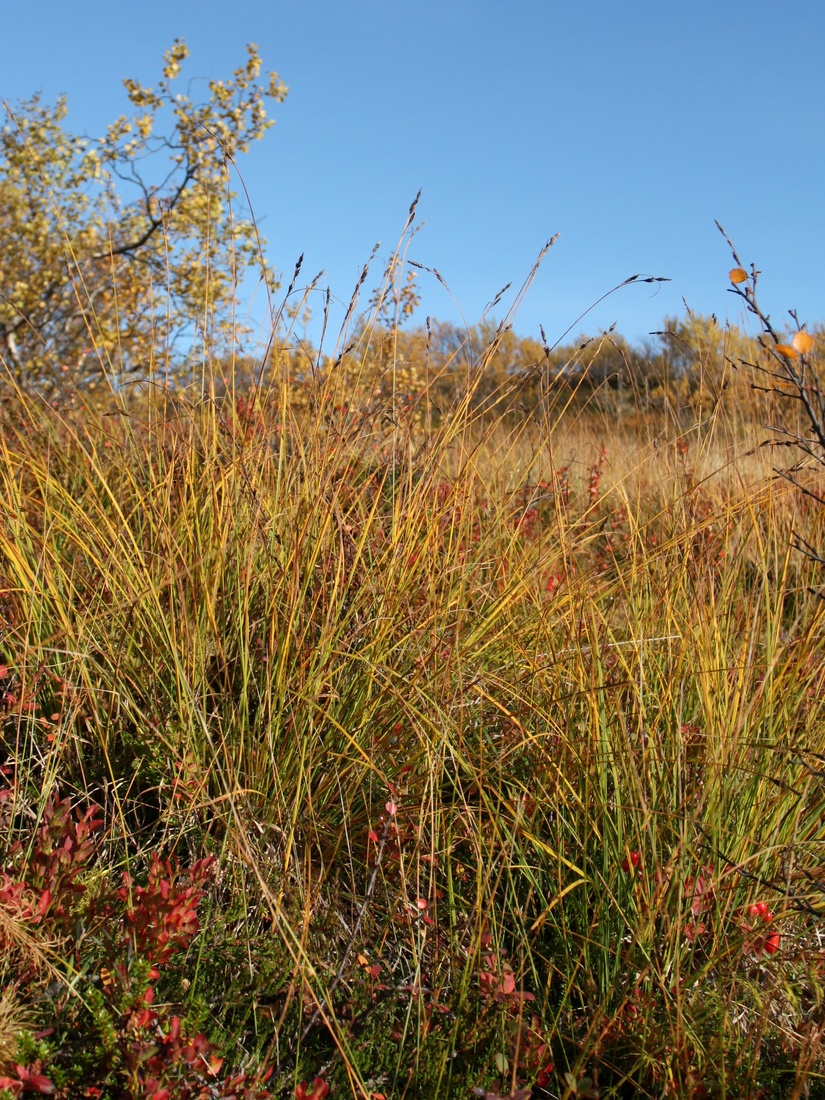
[1,283,825,1099]
[3,60,825,1089]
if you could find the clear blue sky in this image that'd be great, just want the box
[4,0,824,349]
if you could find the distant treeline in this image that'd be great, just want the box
[247,312,821,429]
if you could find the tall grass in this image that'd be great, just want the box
[1,260,824,1099]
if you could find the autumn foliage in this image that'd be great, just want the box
[2,45,825,1100]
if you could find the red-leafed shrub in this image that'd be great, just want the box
[0,778,272,1099]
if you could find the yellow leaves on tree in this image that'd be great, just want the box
[0,41,287,387]
[792,331,815,355]
[775,333,815,359]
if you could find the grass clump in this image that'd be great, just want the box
[0,257,824,1100]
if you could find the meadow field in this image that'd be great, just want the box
[1,285,825,1100]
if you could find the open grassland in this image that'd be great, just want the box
[1,354,825,1099]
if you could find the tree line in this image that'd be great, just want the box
[1,42,817,431]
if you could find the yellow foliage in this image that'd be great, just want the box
[0,42,286,387]
[792,331,815,355]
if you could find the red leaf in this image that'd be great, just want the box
[22,1074,55,1095]
[296,1078,330,1100]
